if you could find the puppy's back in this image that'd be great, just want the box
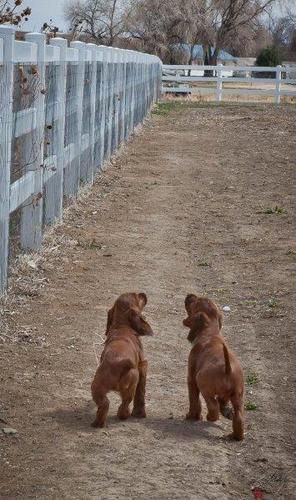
[192,337,244,398]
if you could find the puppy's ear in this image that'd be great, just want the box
[137,292,147,310]
[129,310,153,336]
[187,312,208,342]
[184,294,197,314]
[105,306,114,335]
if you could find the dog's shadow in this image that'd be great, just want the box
[140,415,228,442]
[43,400,95,434]
[45,401,228,442]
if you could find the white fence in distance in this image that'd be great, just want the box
[0,26,162,295]
[162,64,296,103]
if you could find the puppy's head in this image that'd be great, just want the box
[105,292,153,336]
[183,294,222,343]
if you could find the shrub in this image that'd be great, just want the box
[255,46,282,67]
[253,46,282,79]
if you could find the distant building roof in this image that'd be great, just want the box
[176,44,236,61]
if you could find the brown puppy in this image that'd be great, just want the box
[183,294,244,440]
[91,292,153,428]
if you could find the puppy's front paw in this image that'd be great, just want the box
[131,407,146,418]
[185,412,202,421]
[228,431,244,441]
[206,413,219,422]
[91,419,106,428]
[117,406,131,420]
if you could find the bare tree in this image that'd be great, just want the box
[0,0,31,25]
[64,0,134,45]
[127,0,186,58]
[182,0,277,65]
[65,0,288,63]
[127,0,277,64]
[272,13,296,60]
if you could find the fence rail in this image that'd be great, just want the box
[0,26,162,295]
[162,64,296,102]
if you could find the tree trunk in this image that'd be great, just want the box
[188,45,194,77]
[204,46,219,77]
[203,45,212,77]
[210,47,219,66]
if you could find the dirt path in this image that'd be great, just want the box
[1,103,295,499]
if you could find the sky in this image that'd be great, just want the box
[23,0,68,32]
[22,0,296,34]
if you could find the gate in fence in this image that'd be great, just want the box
[0,26,162,295]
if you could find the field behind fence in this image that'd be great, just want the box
[162,64,296,103]
[0,26,162,295]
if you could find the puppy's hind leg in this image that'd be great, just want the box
[91,391,110,428]
[204,395,219,422]
[186,378,202,420]
[132,360,147,418]
[118,369,139,420]
[230,396,244,441]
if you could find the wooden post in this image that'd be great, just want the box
[85,43,98,183]
[137,52,142,124]
[45,37,67,224]
[134,52,139,126]
[20,33,46,250]
[139,52,143,123]
[0,26,14,294]
[112,48,120,153]
[124,51,132,141]
[104,47,113,162]
[275,65,282,104]
[145,55,149,118]
[157,58,162,101]
[96,45,106,170]
[136,51,140,123]
[69,41,86,195]
[130,51,136,131]
[118,49,126,146]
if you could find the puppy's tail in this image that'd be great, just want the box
[117,359,134,376]
[223,344,231,375]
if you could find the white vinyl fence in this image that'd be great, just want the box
[0,26,162,295]
[162,64,296,102]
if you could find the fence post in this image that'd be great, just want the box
[130,51,136,131]
[119,49,126,146]
[275,65,282,104]
[96,45,107,170]
[134,52,140,125]
[46,37,67,224]
[124,51,132,140]
[112,48,120,153]
[85,43,98,183]
[140,53,145,121]
[158,59,162,101]
[216,63,223,102]
[70,41,85,196]
[0,26,14,294]
[105,47,113,162]
[19,33,46,249]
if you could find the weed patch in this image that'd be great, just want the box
[245,402,257,411]
[262,206,287,215]
[247,373,259,385]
